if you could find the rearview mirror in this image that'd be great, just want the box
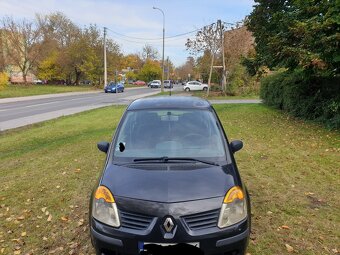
[97,141,110,153]
[230,140,243,153]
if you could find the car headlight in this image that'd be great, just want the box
[218,186,247,228]
[92,186,120,227]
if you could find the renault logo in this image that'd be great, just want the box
[163,217,174,232]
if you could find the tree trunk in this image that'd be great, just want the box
[207,53,215,96]
[23,73,27,85]
[74,68,82,85]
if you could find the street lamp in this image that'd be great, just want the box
[153,6,165,93]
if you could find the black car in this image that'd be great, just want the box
[90,97,250,255]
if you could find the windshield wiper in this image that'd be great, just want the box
[133,156,219,166]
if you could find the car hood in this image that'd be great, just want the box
[101,163,236,203]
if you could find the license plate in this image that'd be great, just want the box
[139,242,200,250]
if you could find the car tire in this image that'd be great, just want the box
[203,87,208,91]
[185,88,190,92]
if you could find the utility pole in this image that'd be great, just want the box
[153,7,165,93]
[218,20,227,93]
[103,27,107,89]
[167,56,170,80]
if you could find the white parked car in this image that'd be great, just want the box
[149,80,161,88]
[183,81,208,91]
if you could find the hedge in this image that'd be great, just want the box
[260,69,340,129]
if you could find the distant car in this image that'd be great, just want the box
[90,96,250,255]
[104,82,124,93]
[133,80,146,86]
[33,79,43,84]
[82,80,92,85]
[183,81,208,91]
[150,80,161,88]
[164,80,173,88]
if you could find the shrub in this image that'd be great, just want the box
[260,69,340,129]
[0,72,9,91]
[228,64,260,96]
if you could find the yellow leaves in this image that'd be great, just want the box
[77,219,84,227]
[20,232,26,237]
[0,248,4,254]
[0,72,8,91]
[47,214,52,222]
[13,251,21,255]
[41,207,47,213]
[61,216,68,222]
[74,168,81,173]
[48,247,64,254]
[16,216,25,221]
[285,243,294,253]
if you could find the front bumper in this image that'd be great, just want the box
[91,216,249,255]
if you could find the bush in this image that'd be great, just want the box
[260,69,340,129]
[228,64,260,96]
[0,72,9,91]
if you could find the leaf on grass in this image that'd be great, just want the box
[43,237,48,241]
[41,207,47,213]
[21,232,26,237]
[47,214,52,222]
[77,219,84,227]
[75,168,81,173]
[282,225,290,230]
[17,216,25,220]
[0,248,4,254]
[61,216,68,222]
[285,244,294,253]
[14,250,21,255]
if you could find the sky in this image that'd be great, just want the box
[0,0,255,66]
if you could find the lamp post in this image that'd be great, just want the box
[153,6,165,92]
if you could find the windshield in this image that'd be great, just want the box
[113,109,226,162]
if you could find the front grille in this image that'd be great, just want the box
[120,211,154,230]
[182,209,220,230]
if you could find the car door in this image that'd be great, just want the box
[192,81,201,91]
[196,81,203,90]
[188,81,196,90]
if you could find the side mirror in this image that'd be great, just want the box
[97,141,110,153]
[230,140,243,153]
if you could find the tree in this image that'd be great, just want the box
[175,57,196,81]
[2,17,44,83]
[186,22,221,95]
[138,59,162,82]
[247,0,339,75]
[142,44,159,61]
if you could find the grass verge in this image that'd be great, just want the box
[192,90,259,99]
[0,84,99,99]
[0,104,339,254]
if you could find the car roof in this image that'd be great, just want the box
[127,96,211,110]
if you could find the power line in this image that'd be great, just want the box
[106,22,217,42]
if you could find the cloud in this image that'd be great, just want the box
[0,0,254,66]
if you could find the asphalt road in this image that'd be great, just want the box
[0,84,260,131]
[0,87,169,131]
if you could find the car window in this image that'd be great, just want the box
[113,109,226,162]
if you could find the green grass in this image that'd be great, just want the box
[191,90,260,99]
[0,104,339,254]
[152,90,260,99]
[0,84,99,98]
